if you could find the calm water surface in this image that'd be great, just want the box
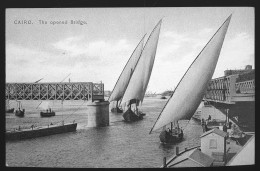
[6,98,204,168]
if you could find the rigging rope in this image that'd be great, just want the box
[50,100,87,125]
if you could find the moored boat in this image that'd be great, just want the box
[6,122,77,141]
[14,101,25,117]
[40,111,55,117]
[122,106,145,122]
[159,123,183,144]
[38,101,55,117]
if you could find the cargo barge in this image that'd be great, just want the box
[6,122,77,141]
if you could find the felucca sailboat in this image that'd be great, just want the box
[14,101,25,117]
[150,15,232,144]
[121,19,162,122]
[108,34,146,113]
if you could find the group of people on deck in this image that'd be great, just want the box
[46,108,52,113]
[167,127,183,136]
[201,115,233,133]
[201,115,211,132]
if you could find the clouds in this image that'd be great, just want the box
[52,36,132,65]
[6,37,135,86]
[6,29,254,93]
[6,8,254,93]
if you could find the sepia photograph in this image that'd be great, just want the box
[5,7,254,168]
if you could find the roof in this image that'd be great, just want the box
[168,148,214,167]
[200,128,227,138]
[227,135,255,166]
[189,149,214,167]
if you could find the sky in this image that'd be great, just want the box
[6,7,254,93]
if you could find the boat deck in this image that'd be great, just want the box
[6,123,77,141]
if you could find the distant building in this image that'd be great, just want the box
[224,65,253,76]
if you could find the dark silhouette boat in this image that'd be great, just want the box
[38,101,55,117]
[40,108,55,117]
[6,122,77,141]
[14,101,25,117]
[122,106,145,122]
[160,96,167,99]
[159,122,183,143]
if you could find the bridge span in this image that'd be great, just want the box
[204,74,254,104]
[5,82,104,101]
[203,65,255,131]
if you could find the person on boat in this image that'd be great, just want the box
[201,119,206,132]
[205,118,209,125]
[178,129,183,137]
[168,128,172,134]
[228,121,232,129]
[223,124,227,132]
[49,108,51,112]
[46,109,49,113]
[208,115,211,121]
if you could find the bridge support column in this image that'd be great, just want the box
[87,101,110,127]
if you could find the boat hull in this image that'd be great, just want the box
[160,96,167,99]
[6,123,77,141]
[159,130,183,144]
[111,107,123,113]
[15,110,25,117]
[6,108,14,113]
[123,109,144,122]
[40,111,55,117]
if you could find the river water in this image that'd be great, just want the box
[6,97,204,168]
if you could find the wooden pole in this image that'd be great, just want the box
[225,109,228,124]
[227,109,229,123]
[163,157,167,168]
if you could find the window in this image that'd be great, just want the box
[209,139,217,149]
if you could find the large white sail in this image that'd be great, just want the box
[121,19,162,106]
[108,34,146,102]
[150,15,232,133]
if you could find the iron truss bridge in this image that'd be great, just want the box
[204,74,255,104]
[5,82,104,101]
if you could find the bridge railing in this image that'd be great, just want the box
[204,74,255,103]
[235,80,255,94]
[5,82,104,101]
